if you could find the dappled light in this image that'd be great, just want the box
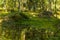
[0,19,3,23]
[0,0,60,40]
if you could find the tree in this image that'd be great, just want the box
[54,0,57,18]
[18,0,20,12]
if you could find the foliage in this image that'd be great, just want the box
[0,0,60,40]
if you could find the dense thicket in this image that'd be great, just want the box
[0,0,60,40]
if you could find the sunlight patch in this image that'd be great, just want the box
[0,19,3,23]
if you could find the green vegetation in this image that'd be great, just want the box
[0,0,60,40]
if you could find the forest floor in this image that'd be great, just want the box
[0,11,60,40]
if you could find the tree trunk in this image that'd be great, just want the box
[18,0,20,12]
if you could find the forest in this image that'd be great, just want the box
[0,0,60,40]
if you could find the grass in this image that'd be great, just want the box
[0,12,60,40]
[0,11,59,30]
